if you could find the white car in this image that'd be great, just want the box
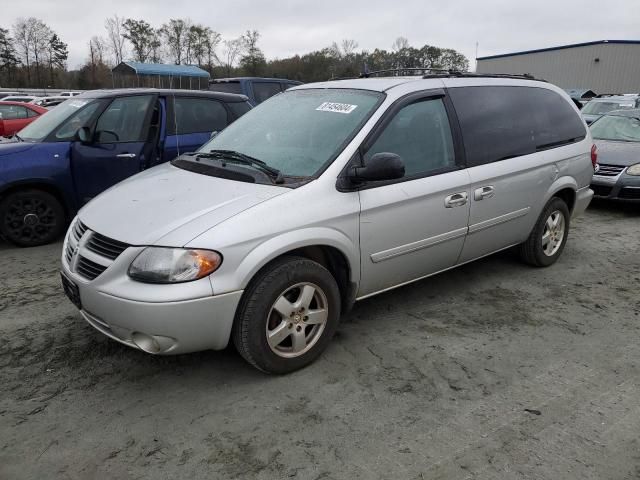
[30,96,68,108]
[1,95,38,103]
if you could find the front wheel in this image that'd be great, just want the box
[0,189,66,247]
[232,256,341,374]
[519,197,570,267]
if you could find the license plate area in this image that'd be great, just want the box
[60,271,82,309]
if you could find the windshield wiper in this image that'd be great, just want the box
[13,134,23,142]
[193,149,284,184]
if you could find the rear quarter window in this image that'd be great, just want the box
[227,101,251,119]
[449,86,586,166]
[173,97,229,134]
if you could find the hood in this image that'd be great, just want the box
[79,162,288,246]
[0,141,36,157]
[595,139,640,167]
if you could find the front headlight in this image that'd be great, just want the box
[626,163,640,176]
[128,247,222,283]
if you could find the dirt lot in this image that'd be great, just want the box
[1,201,639,480]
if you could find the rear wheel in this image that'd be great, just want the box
[519,197,570,267]
[0,189,65,247]
[232,256,341,374]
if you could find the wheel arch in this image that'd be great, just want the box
[226,228,360,313]
[0,179,74,220]
[545,176,577,213]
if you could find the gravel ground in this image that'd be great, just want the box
[1,201,639,480]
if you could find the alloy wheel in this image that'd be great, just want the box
[265,282,329,358]
[541,210,565,257]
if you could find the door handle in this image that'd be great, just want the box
[474,185,495,201]
[116,153,136,158]
[444,192,468,208]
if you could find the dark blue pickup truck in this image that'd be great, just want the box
[208,77,302,106]
[0,89,251,246]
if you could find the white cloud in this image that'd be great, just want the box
[6,0,639,70]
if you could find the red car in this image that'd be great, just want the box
[0,101,48,137]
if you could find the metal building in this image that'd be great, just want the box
[476,40,640,94]
[111,62,210,90]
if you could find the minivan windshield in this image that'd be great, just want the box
[582,100,635,115]
[591,114,640,142]
[19,98,95,141]
[197,89,383,178]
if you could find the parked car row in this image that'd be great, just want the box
[5,73,639,374]
[56,73,595,373]
[0,88,252,246]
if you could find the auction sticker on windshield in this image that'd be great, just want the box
[316,102,358,114]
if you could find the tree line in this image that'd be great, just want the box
[0,16,469,90]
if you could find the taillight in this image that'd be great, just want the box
[590,144,598,169]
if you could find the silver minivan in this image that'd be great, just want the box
[60,73,594,373]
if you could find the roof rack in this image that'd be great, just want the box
[357,68,544,82]
[359,67,451,78]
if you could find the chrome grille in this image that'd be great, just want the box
[85,232,129,260]
[72,220,88,242]
[64,219,130,282]
[65,241,75,263]
[76,256,108,281]
[594,164,625,177]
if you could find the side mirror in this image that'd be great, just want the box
[351,152,405,182]
[76,126,92,144]
[210,130,219,139]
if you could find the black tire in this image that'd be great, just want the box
[0,189,66,247]
[519,197,570,267]
[232,256,341,374]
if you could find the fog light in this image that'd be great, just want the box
[131,332,161,353]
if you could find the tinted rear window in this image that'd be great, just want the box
[449,86,586,166]
[228,101,251,119]
[174,97,228,134]
[208,82,243,95]
[253,82,282,104]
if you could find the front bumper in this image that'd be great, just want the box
[591,173,640,202]
[60,230,243,354]
[77,285,243,354]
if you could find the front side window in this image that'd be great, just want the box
[449,86,586,166]
[364,98,456,177]
[174,97,228,134]
[198,89,383,178]
[591,115,640,142]
[19,98,98,142]
[94,95,154,143]
[54,101,105,140]
[253,82,282,104]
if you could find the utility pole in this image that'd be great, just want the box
[475,42,479,72]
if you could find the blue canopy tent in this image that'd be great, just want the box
[111,62,211,90]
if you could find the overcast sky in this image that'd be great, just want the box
[6,0,640,70]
